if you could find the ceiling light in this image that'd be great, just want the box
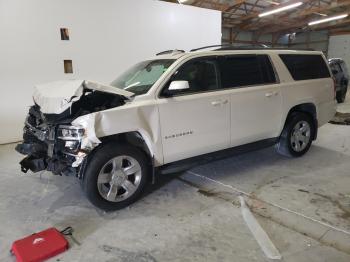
[178,0,189,3]
[259,2,303,17]
[313,12,328,17]
[308,14,348,26]
[264,0,280,5]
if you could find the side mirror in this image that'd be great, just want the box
[332,69,338,75]
[168,80,190,91]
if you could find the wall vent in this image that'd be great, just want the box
[64,60,73,74]
[60,28,70,40]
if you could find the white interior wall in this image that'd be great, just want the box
[0,0,221,144]
[328,34,350,67]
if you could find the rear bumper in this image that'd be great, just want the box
[317,100,337,127]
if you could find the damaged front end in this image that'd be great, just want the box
[16,80,134,177]
[16,105,88,176]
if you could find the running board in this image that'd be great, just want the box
[158,138,278,175]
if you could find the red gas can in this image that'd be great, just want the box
[11,227,69,262]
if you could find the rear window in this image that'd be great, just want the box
[279,54,330,81]
[218,55,276,89]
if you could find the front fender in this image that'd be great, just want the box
[72,102,163,166]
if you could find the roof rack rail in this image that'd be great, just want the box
[190,44,271,52]
[191,44,314,52]
[190,45,230,52]
[215,44,271,50]
[216,47,315,51]
[156,49,185,56]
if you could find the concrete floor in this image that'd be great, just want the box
[1,97,350,261]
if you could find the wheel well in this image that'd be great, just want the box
[79,132,154,182]
[99,132,152,161]
[286,103,318,140]
[98,132,155,182]
[288,103,316,119]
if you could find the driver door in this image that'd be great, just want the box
[157,57,231,164]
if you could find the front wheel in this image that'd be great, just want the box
[276,112,315,157]
[82,143,149,211]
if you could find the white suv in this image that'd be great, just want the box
[16,46,336,210]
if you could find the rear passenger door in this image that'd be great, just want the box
[218,55,283,146]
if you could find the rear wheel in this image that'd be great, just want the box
[276,112,315,157]
[82,143,149,211]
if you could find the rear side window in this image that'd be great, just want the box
[279,54,330,80]
[218,55,276,89]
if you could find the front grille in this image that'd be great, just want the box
[24,105,56,156]
[24,123,48,142]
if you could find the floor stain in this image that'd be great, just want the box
[179,176,350,255]
[177,177,240,206]
[313,192,350,220]
[298,189,310,194]
[197,189,219,198]
[253,175,289,194]
[100,245,157,262]
[329,112,350,125]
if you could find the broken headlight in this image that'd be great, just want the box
[57,125,85,141]
[57,125,85,154]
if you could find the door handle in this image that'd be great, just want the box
[211,99,229,106]
[211,100,221,106]
[265,91,279,97]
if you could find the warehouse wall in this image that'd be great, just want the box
[0,0,221,144]
[328,34,350,67]
[282,31,329,54]
[222,28,328,53]
[222,28,278,46]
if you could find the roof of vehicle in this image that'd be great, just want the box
[328,58,345,63]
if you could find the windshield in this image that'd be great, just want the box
[110,59,175,95]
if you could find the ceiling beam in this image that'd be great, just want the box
[161,0,350,36]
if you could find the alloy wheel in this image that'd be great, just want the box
[97,155,142,202]
[290,120,311,152]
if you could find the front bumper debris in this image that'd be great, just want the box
[16,143,47,173]
[16,141,79,176]
[16,106,83,176]
[16,105,99,177]
[18,155,46,173]
[15,143,46,156]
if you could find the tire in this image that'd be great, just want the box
[276,112,315,157]
[336,87,347,103]
[82,143,150,211]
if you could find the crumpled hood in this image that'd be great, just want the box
[33,80,134,114]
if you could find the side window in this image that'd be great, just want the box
[218,55,276,89]
[161,58,218,96]
[279,54,330,80]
